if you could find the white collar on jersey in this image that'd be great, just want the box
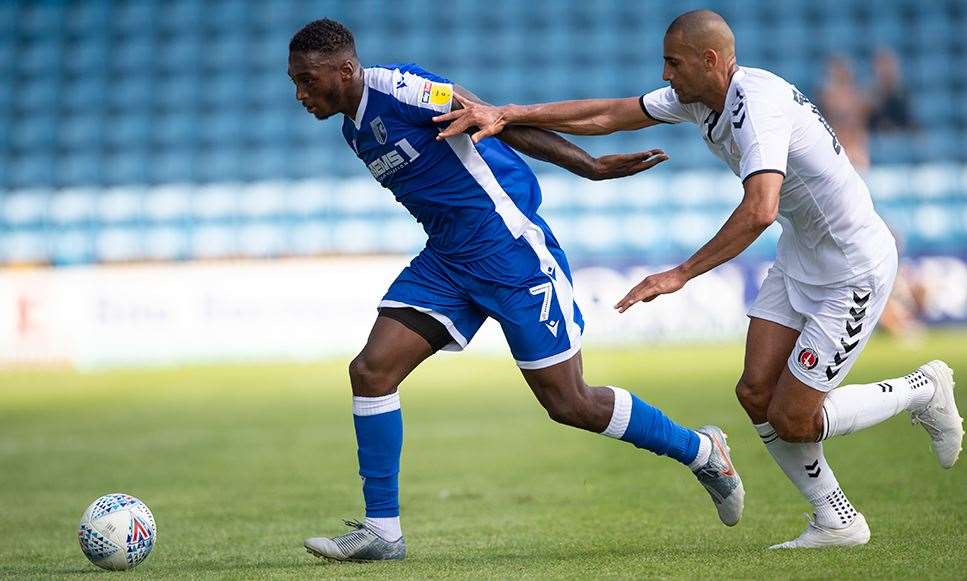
[349,69,370,130]
[727,67,746,101]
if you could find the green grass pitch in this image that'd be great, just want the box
[1,331,965,579]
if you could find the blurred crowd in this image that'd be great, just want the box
[818,48,915,172]
[818,49,926,343]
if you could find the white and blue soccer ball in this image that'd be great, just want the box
[77,493,156,571]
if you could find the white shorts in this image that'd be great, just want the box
[747,249,898,392]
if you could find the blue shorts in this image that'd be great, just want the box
[380,222,585,369]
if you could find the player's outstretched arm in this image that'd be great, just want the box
[614,171,783,312]
[435,94,659,142]
[450,86,667,180]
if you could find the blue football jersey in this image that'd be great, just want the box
[341,64,545,261]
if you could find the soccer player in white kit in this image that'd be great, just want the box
[435,9,964,548]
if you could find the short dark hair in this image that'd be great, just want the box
[289,18,356,56]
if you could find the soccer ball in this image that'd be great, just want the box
[77,493,156,570]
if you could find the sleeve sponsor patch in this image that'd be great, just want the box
[429,83,452,105]
[421,81,452,106]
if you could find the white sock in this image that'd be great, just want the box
[812,486,859,529]
[364,517,402,541]
[600,386,632,439]
[755,422,858,529]
[688,433,712,471]
[821,369,936,440]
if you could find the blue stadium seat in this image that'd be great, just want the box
[108,77,155,110]
[113,0,158,34]
[105,115,151,149]
[923,132,962,163]
[151,149,196,184]
[48,188,97,226]
[191,223,238,258]
[914,90,952,130]
[112,36,156,72]
[10,115,57,150]
[205,33,250,69]
[201,73,248,109]
[50,228,95,266]
[103,150,150,186]
[199,110,244,146]
[19,3,64,36]
[65,1,110,34]
[95,227,143,262]
[250,73,292,109]
[155,75,202,112]
[249,32,289,71]
[195,148,244,183]
[65,36,111,77]
[97,187,145,224]
[2,190,49,228]
[1,228,50,263]
[0,119,8,157]
[870,135,910,164]
[0,79,11,115]
[157,1,204,32]
[58,152,103,186]
[242,146,288,181]
[16,78,59,112]
[59,114,104,150]
[142,226,188,261]
[154,112,200,147]
[7,155,54,190]
[156,33,202,74]
[0,3,17,36]
[64,75,108,112]
[0,35,14,70]
[143,185,192,223]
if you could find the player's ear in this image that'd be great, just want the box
[339,58,356,81]
[704,49,717,71]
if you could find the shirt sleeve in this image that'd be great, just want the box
[639,86,698,124]
[731,97,792,182]
[368,65,454,126]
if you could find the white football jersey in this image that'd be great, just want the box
[641,67,895,285]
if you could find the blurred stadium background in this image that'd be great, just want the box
[0,0,965,364]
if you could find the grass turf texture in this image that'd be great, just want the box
[1,331,965,579]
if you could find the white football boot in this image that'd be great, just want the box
[692,425,745,526]
[911,360,963,469]
[305,520,406,562]
[769,512,871,549]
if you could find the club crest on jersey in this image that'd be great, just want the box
[797,348,819,370]
[370,116,388,145]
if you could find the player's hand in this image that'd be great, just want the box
[614,267,688,313]
[433,94,507,142]
[590,149,668,180]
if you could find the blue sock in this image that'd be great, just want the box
[601,386,699,465]
[352,393,403,518]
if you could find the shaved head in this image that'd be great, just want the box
[661,10,738,108]
[666,10,735,62]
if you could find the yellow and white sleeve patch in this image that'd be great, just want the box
[430,83,452,105]
[420,81,452,106]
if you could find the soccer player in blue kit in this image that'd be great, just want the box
[289,19,745,561]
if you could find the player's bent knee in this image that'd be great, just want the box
[348,354,399,397]
[541,388,603,431]
[538,394,577,426]
[544,404,575,427]
[735,379,772,419]
[766,406,817,442]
